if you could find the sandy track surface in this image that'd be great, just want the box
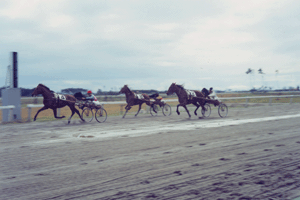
[1,104,300,200]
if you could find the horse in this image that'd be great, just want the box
[31,84,85,124]
[166,83,219,118]
[119,85,152,118]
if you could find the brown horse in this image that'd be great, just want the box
[166,83,219,117]
[119,85,152,118]
[31,84,85,124]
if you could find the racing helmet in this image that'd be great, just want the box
[87,90,92,94]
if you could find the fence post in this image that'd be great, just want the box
[269,98,272,106]
[27,106,32,122]
[120,104,124,115]
[146,105,150,114]
[57,108,60,117]
[290,98,293,104]
[8,108,13,122]
[245,98,249,107]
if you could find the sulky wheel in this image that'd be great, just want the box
[218,103,228,118]
[162,104,172,116]
[95,108,107,123]
[201,104,211,118]
[81,107,94,122]
[150,104,160,116]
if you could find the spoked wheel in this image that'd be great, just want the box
[162,104,172,116]
[95,108,107,123]
[150,104,161,116]
[218,103,228,118]
[81,107,94,122]
[201,104,211,118]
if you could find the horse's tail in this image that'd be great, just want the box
[143,94,150,100]
[65,95,77,103]
[195,90,204,98]
[149,93,159,99]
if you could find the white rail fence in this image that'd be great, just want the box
[0,105,15,122]
[25,94,300,122]
[1,94,300,123]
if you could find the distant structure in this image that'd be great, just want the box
[1,52,22,121]
[5,65,12,88]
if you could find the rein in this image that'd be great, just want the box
[37,86,77,103]
[175,85,184,97]
[35,96,77,103]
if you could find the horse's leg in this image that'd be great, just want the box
[176,104,181,115]
[135,104,142,117]
[193,98,206,115]
[67,109,75,124]
[176,103,188,115]
[193,102,200,116]
[177,103,191,118]
[122,108,129,118]
[151,102,157,113]
[67,104,85,124]
[125,105,132,111]
[145,101,151,107]
[123,102,135,118]
[52,108,65,119]
[122,104,131,118]
[182,105,191,118]
[74,107,85,122]
[33,106,48,121]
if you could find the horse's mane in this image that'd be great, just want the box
[39,84,54,93]
[124,85,134,94]
[176,84,185,90]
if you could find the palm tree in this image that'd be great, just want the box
[275,70,279,89]
[258,68,265,89]
[246,68,254,89]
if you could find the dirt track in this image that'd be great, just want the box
[1,104,300,200]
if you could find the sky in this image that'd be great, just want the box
[1,0,300,93]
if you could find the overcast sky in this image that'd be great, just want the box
[1,0,300,93]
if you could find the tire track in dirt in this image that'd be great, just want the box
[1,105,300,199]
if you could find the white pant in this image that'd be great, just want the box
[93,101,101,106]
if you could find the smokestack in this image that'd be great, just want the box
[12,52,18,88]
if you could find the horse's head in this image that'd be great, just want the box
[32,84,43,97]
[166,83,177,95]
[32,84,52,97]
[119,85,129,94]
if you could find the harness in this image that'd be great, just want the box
[134,93,144,100]
[53,93,67,105]
[185,89,197,100]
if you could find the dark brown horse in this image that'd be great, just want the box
[31,84,85,124]
[119,85,151,118]
[166,83,219,118]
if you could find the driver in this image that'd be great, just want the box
[201,87,212,98]
[84,90,101,107]
[208,87,219,100]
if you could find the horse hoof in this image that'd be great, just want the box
[62,116,66,118]
[68,121,70,124]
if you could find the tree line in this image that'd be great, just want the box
[0,87,163,97]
